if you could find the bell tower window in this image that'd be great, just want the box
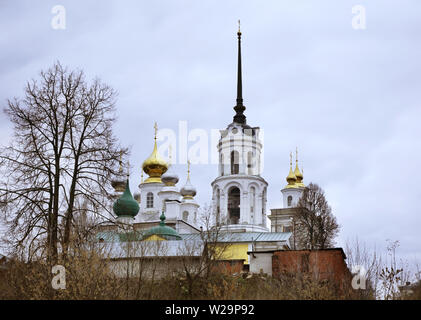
[231,151,239,174]
[228,186,241,224]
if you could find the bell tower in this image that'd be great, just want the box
[211,23,269,232]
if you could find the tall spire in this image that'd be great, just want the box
[233,19,246,124]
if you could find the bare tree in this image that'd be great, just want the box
[0,62,126,264]
[177,204,232,298]
[293,183,339,250]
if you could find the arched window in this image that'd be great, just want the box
[146,192,154,208]
[231,151,239,174]
[228,186,241,224]
[250,187,256,214]
[183,211,189,221]
[287,196,292,207]
[220,154,224,176]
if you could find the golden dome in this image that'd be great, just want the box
[294,164,305,187]
[285,152,297,188]
[142,123,168,183]
[286,167,297,188]
[294,148,305,187]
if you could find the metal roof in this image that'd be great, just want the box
[180,232,291,243]
[96,230,292,245]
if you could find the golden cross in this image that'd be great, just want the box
[290,152,292,167]
[296,146,298,163]
[238,19,241,33]
[154,122,158,140]
[187,160,191,179]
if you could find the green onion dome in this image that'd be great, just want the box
[113,180,140,218]
[142,211,182,240]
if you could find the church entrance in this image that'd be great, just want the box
[228,187,240,224]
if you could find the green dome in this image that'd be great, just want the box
[113,180,140,218]
[142,211,182,240]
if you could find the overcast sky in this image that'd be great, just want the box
[1,1,420,263]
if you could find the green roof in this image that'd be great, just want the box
[142,212,182,240]
[113,179,139,217]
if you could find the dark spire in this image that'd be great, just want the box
[233,20,246,124]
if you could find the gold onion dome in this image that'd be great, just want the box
[285,152,297,188]
[142,123,168,183]
[294,148,305,187]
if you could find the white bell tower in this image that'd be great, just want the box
[211,24,268,232]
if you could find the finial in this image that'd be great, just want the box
[127,160,130,178]
[296,147,298,164]
[154,122,158,141]
[119,150,123,174]
[168,144,172,165]
[233,20,246,124]
[187,159,191,180]
[160,210,166,226]
[290,152,293,167]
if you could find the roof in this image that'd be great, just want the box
[180,232,291,243]
[96,231,291,245]
[142,212,182,240]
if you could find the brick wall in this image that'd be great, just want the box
[272,249,352,290]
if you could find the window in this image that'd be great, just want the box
[228,186,241,224]
[183,211,189,221]
[231,151,239,174]
[250,187,256,214]
[287,196,292,207]
[146,192,154,208]
[220,154,224,176]
[247,151,254,175]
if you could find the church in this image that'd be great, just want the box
[97,26,309,274]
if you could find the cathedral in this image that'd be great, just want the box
[98,26,308,271]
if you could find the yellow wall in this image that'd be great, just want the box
[216,243,250,264]
[144,234,166,241]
